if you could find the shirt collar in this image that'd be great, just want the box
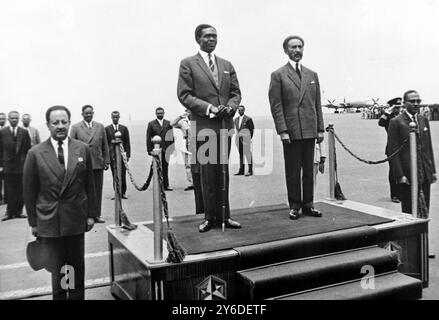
[50,137,68,148]
[199,50,215,62]
[405,110,418,121]
[289,60,302,71]
[83,120,92,128]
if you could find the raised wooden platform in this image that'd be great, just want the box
[107,200,429,300]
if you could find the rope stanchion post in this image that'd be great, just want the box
[152,136,163,261]
[113,131,123,226]
[326,123,336,200]
[409,122,418,218]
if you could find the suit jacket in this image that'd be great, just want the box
[23,138,98,237]
[269,63,324,140]
[388,111,436,185]
[378,111,399,155]
[234,115,254,145]
[146,119,175,154]
[105,124,131,163]
[24,126,41,147]
[70,121,110,170]
[177,52,241,136]
[0,126,31,174]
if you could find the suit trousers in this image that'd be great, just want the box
[237,137,253,172]
[282,138,316,210]
[110,158,127,196]
[399,181,431,215]
[388,162,400,199]
[0,172,5,203]
[41,234,85,300]
[198,136,232,222]
[5,173,23,217]
[191,163,204,214]
[93,169,104,217]
[162,149,170,189]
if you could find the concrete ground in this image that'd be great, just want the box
[0,112,438,300]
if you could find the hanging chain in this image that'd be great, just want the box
[119,144,154,191]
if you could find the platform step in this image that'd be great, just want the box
[271,272,422,300]
[235,226,378,270]
[237,246,398,300]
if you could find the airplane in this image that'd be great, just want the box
[324,98,383,113]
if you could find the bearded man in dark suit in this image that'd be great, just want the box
[177,24,242,232]
[24,105,97,300]
[269,35,324,220]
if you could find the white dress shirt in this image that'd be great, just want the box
[157,119,164,127]
[51,137,69,170]
[199,50,218,116]
[289,60,302,72]
[238,115,244,130]
[84,121,93,129]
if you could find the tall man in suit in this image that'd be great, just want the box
[269,35,324,220]
[0,111,31,221]
[378,97,403,203]
[0,112,6,204]
[146,107,175,191]
[24,105,97,300]
[70,105,109,223]
[234,105,255,176]
[177,24,242,232]
[105,111,130,199]
[387,90,436,215]
[22,113,41,147]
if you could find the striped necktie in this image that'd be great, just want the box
[57,140,65,169]
[208,53,215,73]
[296,62,301,80]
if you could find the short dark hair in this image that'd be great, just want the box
[283,35,305,51]
[82,105,93,113]
[238,105,245,110]
[0,113,6,116]
[8,111,19,117]
[22,113,31,118]
[111,111,120,116]
[155,107,164,112]
[46,105,71,123]
[195,24,216,43]
[403,90,419,102]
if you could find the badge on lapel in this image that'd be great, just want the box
[424,127,429,132]
[78,157,84,162]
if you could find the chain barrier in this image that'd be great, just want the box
[326,126,408,165]
[119,144,154,191]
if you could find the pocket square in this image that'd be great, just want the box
[424,127,428,132]
[310,81,315,84]
[224,71,230,74]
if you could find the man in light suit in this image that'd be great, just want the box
[105,111,131,199]
[269,35,324,220]
[178,24,242,232]
[146,107,175,191]
[387,90,436,214]
[24,105,97,300]
[22,113,41,147]
[0,111,31,221]
[70,105,109,223]
[234,105,254,176]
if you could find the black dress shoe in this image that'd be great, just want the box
[245,172,253,176]
[1,215,12,221]
[184,186,194,191]
[302,207,322,217]
[224,218,241,229]
[122,195,128,199]
[289,209,300,220]
[111,196,115,200]
[164,187,173,191]
[234,171,244,176]
[429,254,436,259]
[94,217,106,223]
[16,213,27,219]
[391,197,400,203]
[199,220,214,233]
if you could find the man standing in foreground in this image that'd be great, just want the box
[269,35,324,220]
[177,24,242,232]
[24,105,97,299]
[387,90,436,215]
[70,105,109,223]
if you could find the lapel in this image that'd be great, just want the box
[41,140,65,183]
[88,121,98,143]
[195,53,219,91]
[155,119,164,136]
[216,56,224,90]
[109,124,115,138]
[15,128,23,154]
[285,63,301,91]
[60,139,81,196]
[299,66,312,105]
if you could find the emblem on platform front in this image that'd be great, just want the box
[384,241,402,266]
[196,275,227,300]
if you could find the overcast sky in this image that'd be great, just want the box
[1,0,439,125]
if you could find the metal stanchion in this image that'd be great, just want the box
[326,123,336,201]
[112,131,123,227]
[409,122,418,218]
[152,136,163,261]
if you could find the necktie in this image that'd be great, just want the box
[296,62,301,80]
[12,127,16,136]
[208,53,215,73]
[57,140,65,168]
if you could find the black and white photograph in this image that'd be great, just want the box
[1,0,439,306]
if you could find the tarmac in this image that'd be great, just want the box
[0,112,438,300]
